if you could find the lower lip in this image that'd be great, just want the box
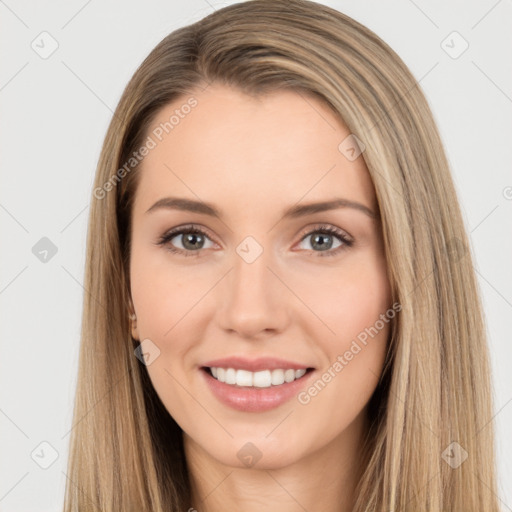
[200,368,315,412]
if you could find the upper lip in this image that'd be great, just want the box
[202,356,313,372]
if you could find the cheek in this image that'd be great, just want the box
[298,288,391,431]
[330,282,390,344]
[300,251,391,390]
[130,242,206,339]
[130,246,201,422]
[295,253,391,341]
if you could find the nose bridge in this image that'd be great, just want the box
[217,235,287,337]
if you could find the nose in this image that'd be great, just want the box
[216,241,290,339]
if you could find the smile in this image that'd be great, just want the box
[200,365,315,412]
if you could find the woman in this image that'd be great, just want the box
[63,1,500,510]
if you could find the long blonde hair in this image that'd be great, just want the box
[63,1,500,510]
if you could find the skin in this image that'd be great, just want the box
[129,83,392,512]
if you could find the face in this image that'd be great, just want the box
[129,83,392,470]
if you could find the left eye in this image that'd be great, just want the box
[298,230,345,252]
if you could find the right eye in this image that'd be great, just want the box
[156,225,216,257]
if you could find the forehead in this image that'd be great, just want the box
[133,83,376,217]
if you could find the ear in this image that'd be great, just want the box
[128,300,139,341]
[130,314,139,341]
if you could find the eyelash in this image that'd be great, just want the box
[155,223,354,258]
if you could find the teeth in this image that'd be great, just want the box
[284,369,295,383]
[271,369,285,385]
[236,369,253,387]
[225,368,236,385]
[209,367,308,388]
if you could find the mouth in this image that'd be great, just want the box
[199,356,317,412]
[201,366,315,388]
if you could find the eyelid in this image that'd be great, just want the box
[296,223,353,244]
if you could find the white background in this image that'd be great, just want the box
[1,0,511,510]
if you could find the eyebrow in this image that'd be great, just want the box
[145,196,378,220]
